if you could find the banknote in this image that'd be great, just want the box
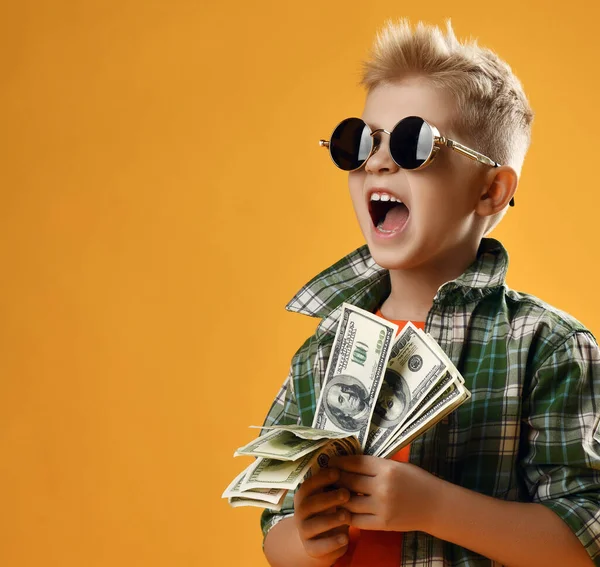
[364,322,448,456]
[222,468,287,505]
[387,329,464,435]
[228,497,285,511]
[382,329,468,441]
[377,377,461,457]
[249,424,354,441]
[381,379,470,458]
[234,428,330,461]
[382,370,454,437]
[423,332,464,384]
[224,306,472,511]
[240,436,359,491]
[312,303,398,449]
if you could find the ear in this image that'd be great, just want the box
[476,165,518,216]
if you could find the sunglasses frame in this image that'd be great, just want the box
[319,116,515,207]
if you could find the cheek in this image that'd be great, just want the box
[412,172,463,216]
[348,174,367,213]
[430,154,481,205]
[348,173,363,195]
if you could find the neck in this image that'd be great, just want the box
[379,240,480,322]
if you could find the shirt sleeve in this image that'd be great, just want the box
[520,330,600,565]
[259,361,303,542]
[261,364,302,429]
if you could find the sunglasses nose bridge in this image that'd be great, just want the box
[369,128,392,142]
[366,127,394,165]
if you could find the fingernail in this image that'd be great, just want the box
[328,468,339,481]
[337,510,346,522]
[338,489,348,501]
[337,534,348,545]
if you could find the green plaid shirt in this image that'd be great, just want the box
[260,237,600,567]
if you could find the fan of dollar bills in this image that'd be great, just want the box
[222,303,471,511]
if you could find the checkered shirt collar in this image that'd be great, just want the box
[285,237,509,337]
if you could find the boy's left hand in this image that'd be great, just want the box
[330,455,441,533]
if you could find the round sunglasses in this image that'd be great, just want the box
[319,115,514,207]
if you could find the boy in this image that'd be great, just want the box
[260,19,600,567]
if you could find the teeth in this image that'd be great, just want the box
[377,224,395,233]
[370,191,403,203]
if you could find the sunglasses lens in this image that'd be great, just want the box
[329,118,372,171]
[389,116,434,169]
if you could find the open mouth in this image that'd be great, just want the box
[369,197,410,233]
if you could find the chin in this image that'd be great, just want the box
[361,228,420,270]
[368,246,418,270]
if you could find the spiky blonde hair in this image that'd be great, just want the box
[359,19,534,174]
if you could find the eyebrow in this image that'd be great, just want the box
[361,118,405,132]
[362,118,390,136]
[361,119,381,130]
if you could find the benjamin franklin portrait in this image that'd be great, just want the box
[372,368,411,428]
[323,375,370,431]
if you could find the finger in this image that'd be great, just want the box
[299,468,340,496]
[298,488,350,519]
[295,468,339,506]
[348,513,381,531]
[338,470,375,495]
[320,545,349,564]
[330,455,377,475]
[341,494,373,514]
[301,508,351,539]
[304,531,349,559]
[318,525,348,538]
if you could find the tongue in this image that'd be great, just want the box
[379,203,409,231]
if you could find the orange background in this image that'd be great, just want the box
[1,1,599,566]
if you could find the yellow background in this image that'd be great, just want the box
[1,1,599,565]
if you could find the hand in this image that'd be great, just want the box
[331,455,441,533]
[293,467,351,564]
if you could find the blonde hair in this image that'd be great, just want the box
[359,19,534,175]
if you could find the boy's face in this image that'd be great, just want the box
[348,77,489,271]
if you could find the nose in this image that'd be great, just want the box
[364,131,400,174]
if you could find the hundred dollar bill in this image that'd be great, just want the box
[221,468,288,505]
[240,436,359,491]
[228,496,285,511]
[376,375,463,457]
[234,428,330,461]
[249,424,354,441]
[392,329,465,429]
[382,329,463,439]
[364,322,448,456]
[423,332,464,384]
[312,303,398,449]
[389,328,468,430]
[381,380,470,458]
[372,370,454,457]
[404,378,467,431]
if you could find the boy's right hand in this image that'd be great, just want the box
[293,468,351,565]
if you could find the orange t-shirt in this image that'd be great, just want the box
[334,311,425,567]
